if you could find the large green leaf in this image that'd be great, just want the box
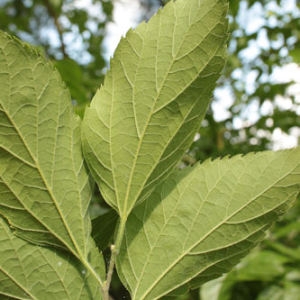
[117,148,300,299]
[82,0,228,217]
[0,31,97,266]
[0,218,102,299]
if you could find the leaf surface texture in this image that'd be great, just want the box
[117,148,300,299]
[82,0,228,216]
[0,218,102,300]
[0,31,96,262]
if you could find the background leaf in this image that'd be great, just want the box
[0,218,102,300]
[91,209,119,251]
[0,31,97,265]
[82,0,228,217]
[117,148,300,299]
[200,223,300,300]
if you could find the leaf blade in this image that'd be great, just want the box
[0,218,103,300]
[117,148,300,299]
[0,31,93,261]
[82,0,228,217]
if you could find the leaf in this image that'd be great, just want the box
[54,58,88,104]
[91,209,119,251]
[200,277,224,300]
[0,218,103,300]
[82,0,228,217]
[290,48,300,63]
[205,250,290,300]
[117,148,300,300]
[0,31,98,267]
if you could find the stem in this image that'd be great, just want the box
[102,217,127,300]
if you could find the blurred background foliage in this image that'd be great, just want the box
[0,0,299,299]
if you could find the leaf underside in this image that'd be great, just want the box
[82,0,228,217]
[0,31,105,290]
[0,30,91,256]
[0,218,102,300]
[117,148,300,300]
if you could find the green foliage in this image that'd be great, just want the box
[117,149,299,299]
[82,0,228,218]
[200,248,300,300]
[197,0,300,157]
[0,32,91,254]
[0,218,102,300]
[0,30,105,294]
[0,0,112,115]
[200,198,300,300]
[0,0,299,299]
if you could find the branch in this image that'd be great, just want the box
[43,0,67,58]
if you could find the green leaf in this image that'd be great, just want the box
[54,58,88,104]
[290,48,300,63]
[210,251,289,300]
[0,31,97,266]
[228,251,288,281]
[200,277,224,300]
[82,0,228,217]
[117,148,300,300]
[91,209,119,251]
[256,285,284,300]
[0,218,103,300]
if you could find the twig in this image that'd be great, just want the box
[43,0,67,58]
[102,218,127,300]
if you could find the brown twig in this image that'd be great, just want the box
[43,0,67,58]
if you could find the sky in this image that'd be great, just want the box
[103,0,142,58]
